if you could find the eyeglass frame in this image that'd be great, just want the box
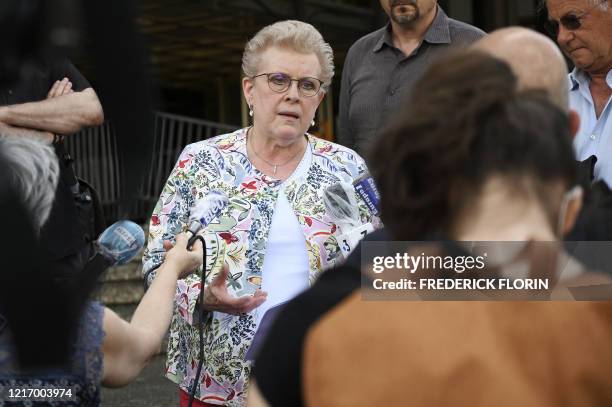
[545,0,607,37]
[251,72,325,97]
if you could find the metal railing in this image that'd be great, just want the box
[65,111,238,223]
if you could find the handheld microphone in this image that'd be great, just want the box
[324,181,361,233]
[80,220,146,303]
[96,220,146,266]
[187,191,229,248]
[184,190,228,407]
[324,181,373,258]
[353,172,381,216]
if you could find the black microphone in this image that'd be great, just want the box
[185,191,229,407]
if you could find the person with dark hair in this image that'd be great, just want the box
[374,52,580,242]
[0,136,205,405]
[473,26,612,256]
[337,0,484,158]
[248,51,612,407]
[0,57,106,280]
[0,1,106,288]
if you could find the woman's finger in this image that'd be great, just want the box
[162,240,174,251]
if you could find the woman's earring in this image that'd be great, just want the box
[249,105,254,117]
[311,119,315,127]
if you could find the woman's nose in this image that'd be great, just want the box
[285,80,301,100]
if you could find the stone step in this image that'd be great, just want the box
[98,279,145,305]
[107,303,138,321]
[102,261,143,283]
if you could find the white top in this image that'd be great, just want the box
[254,141,313,327]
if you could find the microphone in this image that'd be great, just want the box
[96,220,146,266]
[324,181,361,234]
[324,181,374,258]
[184,191,229,407]
[353,172,381,216]
[187,191,229,248]
[79,220,146,302]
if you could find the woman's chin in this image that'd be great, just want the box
[272,125,307,145]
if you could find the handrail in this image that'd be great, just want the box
[65,112,239,223]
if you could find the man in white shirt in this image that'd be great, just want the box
[545,0,612,187]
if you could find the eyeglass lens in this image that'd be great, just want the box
[546,14,582,36]
[545,0,604,36]
[267,73,320,96]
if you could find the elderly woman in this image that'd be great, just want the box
[142,20,379,406]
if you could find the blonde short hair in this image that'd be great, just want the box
[242,20,334,89]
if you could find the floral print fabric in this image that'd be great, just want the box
[142,128,379,406]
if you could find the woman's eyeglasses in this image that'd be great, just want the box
[545,0,607,37]
[252,72,324,97]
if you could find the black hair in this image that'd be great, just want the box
[370,50,576,240]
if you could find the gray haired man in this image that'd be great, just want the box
[545,0,612,187]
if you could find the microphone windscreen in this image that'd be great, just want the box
[97,220,145,266]
[190,190,229,230]
[323,182,360,229]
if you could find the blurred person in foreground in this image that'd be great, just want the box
[0,135,203,405]
[344,26,585,270]
[248,51,612,406]
[474,26,612,243]
[142,20,379,406]
[0,0,105,277]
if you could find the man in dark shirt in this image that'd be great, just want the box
[0,57,104,273]
[337,0,484,157]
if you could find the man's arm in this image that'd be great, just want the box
[0,122,53,143]
[0,87,104,135]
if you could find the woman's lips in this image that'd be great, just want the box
[278,112,300,119]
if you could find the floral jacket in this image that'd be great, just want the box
[142,128,379,406]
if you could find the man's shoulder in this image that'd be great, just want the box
[346,26,387,59]
[447,18,486,44]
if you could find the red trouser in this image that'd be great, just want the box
[179,389,220,407]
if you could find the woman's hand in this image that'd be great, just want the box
[203,265,268,316]
[162,232,204,279]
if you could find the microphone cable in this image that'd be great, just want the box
[188,234,209,407]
